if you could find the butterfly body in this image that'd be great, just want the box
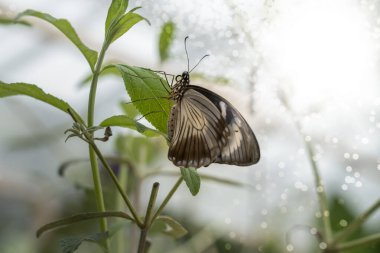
[167,71,260,168]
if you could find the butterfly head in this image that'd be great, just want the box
[181,71,190,84]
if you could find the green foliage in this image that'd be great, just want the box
[105,9,148,45]
[114,64,173,134]
[36,211,133,238]
[105,0,129,33]
[115,134,166,172]
[151,216,188,239]
[180,168,201,196]
[16,10,98,72]
[0,81,83,123]
[120,102,140,118]
[159,21,175,62]
[100,115,164,137]
[59,232,109,253]
[0,17,30,26]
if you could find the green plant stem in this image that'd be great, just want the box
[334,233,380,251]
[304,140,333,243]
[90,141,143,227]
[87,42,109,250]
[137,182,160,253]
[151,176,183,222]
[333,199,380,244]
[115,163,129,253]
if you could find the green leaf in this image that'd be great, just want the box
[106,12,147,44]
[100,115,165,138]
[60,232,109,253]
[180,168,201,196]
[105,0,129,34]
[151,215,188,239]
[78,64,120,88]
[0,81,83,124]
[159,21,175,62]
[0,17,30,26]
[114,64,172,134]
[36,211,133,237]
[16,9,98,72]
[120,102,140,119]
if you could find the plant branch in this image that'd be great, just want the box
[87,41,109,250]
[304,140,333,243]
[90,140,143,227]
[333,199,380,244]
[151,176,183,223]
[137,182,160,253]
[334,233,380,252]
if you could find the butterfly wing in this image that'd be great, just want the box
[188,85,260,166]
[168,88,229,168]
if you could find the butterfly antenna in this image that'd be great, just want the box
[189,54,210,73]
[184,36,190,73]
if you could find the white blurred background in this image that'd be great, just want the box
[1,0,380,253]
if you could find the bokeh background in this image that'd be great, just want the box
[1,0,380,252]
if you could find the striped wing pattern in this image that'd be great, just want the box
[168,89,229,168]
[168,86,260,168]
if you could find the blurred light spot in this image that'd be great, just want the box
[344,153,350,159]
[319,242,327,250]
[225,243,232,250]
[315,211,322,218]
[346,166,353,172]
[345,176,355,184]
[339,219,348,227]
[354,172,361,178]
[260,221,268,229]
[310,227,318,235]
[323,211,330,217]
[261,209,268,215]
[361,137,369,144]
[332,137,339,143]
[341,184,348,191]
[377,164,380,170]
[278,161,285,168]
[316,186,324,193]
[355,181,363,187]
[305,136,311,142]
[352,153,360,160]
[229,231,236,239]
[286,244,294,252]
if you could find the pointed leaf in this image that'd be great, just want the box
[105,0,129,33]
[114,64,172,134]
[120,102,140,119]
[159,21,175,62]
[0,17,30,26]
[0,81,83,123]
[78,64,120,87]
[180,168,201,196]
[100,115,165,137]
[60,232,109,253]
[16,10,98,72]
[152,215,188,239]
[107,12,147,44]
[36,211,133,237]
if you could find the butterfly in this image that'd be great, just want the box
[166,37,260,169]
